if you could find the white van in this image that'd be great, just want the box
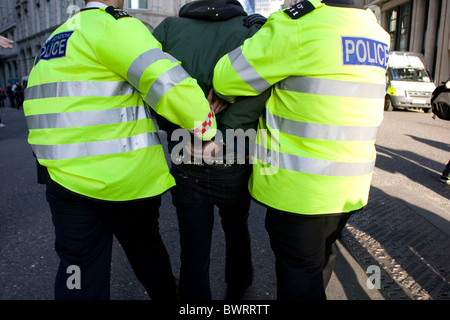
[385,51,436,113]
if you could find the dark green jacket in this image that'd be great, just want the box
[152,0,270,153]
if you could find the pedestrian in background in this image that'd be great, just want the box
[0,35,13,128]
[0,87,4,126]
[0,87,6,108]
[23,0,216,300]
[430,76,450,184]
[153,0,269,300]
[213,0,390,299]
[6,82,16,109]
[13,80,24,109]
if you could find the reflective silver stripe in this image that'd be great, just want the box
[127,48,178,89]
[275,76,386,99]
[265,112,379,141]
[214,90,237,103]
[25,81,134,100]
[255,144,375,177]
[32,132,161,160]
[228,46,271,93]
[26,105,150,129]
[144,65,189,108]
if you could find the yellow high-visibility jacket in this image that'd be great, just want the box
[24,6,216,201]
[213,0,390,215]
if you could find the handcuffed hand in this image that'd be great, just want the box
[201,141,221,164]
[207,88,228,114]
[184,140,222,164]
[184,141,203,162]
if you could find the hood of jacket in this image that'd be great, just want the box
[179,0,247,21]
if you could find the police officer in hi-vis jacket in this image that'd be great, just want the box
[24,0,216,300]
[213,0,390,299]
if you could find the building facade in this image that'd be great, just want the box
[366,0,449,85]
[0,0,191,89]
[282,0,449,85]
[255,0,284,16]
[240,0,256,14]
[2,0,447,90]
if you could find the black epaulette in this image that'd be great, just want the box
[105,6,131,20]
[284,1,316,19]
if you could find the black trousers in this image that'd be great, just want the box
[170,163,253,300]
[45,178,176,300]
[265,209,351,300]
[443,160,450,175]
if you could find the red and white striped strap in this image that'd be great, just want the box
[191,108,215,138]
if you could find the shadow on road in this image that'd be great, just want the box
[375,144,449,204]
[331,243,374,300]
[341,187,450,300]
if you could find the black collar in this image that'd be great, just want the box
[179,0,247,21]
[322,0,364,9]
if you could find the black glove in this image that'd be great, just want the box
[243,14,267,29]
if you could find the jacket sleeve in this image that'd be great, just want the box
[220,88,270,132]
[96,15,216,140]
[151,18,167,48]
[150,19,171,132]
[213,12,298,102]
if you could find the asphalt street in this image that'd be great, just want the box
[0,105,449,302]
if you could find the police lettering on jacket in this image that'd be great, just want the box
[35,31,74,65]
[342,36,389,69]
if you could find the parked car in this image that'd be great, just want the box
[385,51,436,112]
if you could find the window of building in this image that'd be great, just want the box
[35,3,42,33]
[389,9,397,49]
[128,0,148,9]
[388,2,412,51]
[46,3,51,29]
[423,0,429,54]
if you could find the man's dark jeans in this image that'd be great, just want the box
[170,163,253,300]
